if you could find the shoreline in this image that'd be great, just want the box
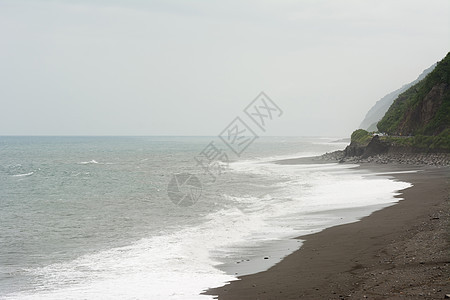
[205,163,449,299]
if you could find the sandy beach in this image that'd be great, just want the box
[206,163,449,299]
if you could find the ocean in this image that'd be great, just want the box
[0,136,411,299]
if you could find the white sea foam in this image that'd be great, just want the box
[78,160,99,165]
[6,156,412,300]
[6,208,269,300]
[12,172,34,177]
[226,159,411,237]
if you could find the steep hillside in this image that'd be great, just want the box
[359,63,436,131]
[377,52,450,136]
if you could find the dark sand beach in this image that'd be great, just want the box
[206,163,449,299]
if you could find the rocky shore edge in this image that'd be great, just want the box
[317,150,450,166]
[316,136,450,166]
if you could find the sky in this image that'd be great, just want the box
[0,0,449,136]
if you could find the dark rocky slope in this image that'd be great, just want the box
[324,52,450,166]
[377,52,450,136]
[359,63,436,131]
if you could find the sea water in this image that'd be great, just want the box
[0,137,411,299]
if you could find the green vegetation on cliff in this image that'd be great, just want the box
[347,53,450,155]
[378,129,450,151]
[377,52,450,136]
[348,128,450,154]
[350,129,372,146]
[359,63,436,130]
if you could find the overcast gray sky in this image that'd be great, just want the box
[0,0,449,136]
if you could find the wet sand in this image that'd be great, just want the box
[206,164,449,299]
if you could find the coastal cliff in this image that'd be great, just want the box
[359,63,436,131]
[377,52,450,137]
[326,52,450,166]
